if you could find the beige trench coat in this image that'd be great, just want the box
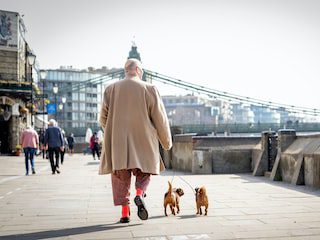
[99,76,172,175]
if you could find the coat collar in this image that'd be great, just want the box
[125,75,141,81]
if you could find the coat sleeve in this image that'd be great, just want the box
[99,85,112,129]
[59,129,64,147]
[148,85,172,150]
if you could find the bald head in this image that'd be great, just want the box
[124,58,143,79]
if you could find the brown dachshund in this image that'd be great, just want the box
[164,181,184,216]
[195,186,209,215]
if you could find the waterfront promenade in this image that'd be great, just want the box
[0,154,320,239]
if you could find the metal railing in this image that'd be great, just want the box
[175,122,320,134]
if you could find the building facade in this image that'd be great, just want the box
[0,10,39,154]
[43,67,105,132]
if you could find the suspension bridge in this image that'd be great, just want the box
[57,68,320,134]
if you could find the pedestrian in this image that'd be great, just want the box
[21,126,39,175]
[60,130,68,165]
[38,129,46,159]
[99,59,172,223]
[44,119,64,174]
[67,133,75,156]
[90,132,100,160]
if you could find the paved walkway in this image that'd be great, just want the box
[0,154,320,240]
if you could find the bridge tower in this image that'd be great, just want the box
[127,42,150,82]
[128,41,141,61]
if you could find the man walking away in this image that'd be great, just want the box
[99,59,172,223]
[90,132,100,160]
[67,133,75,156]
[21,126,39,175]
[44,119,64,174]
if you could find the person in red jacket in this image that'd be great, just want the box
[90,132,100,160]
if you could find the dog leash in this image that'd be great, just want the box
[171,172,196,195]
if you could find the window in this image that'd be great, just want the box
[86,112,97,120]
[72,93,78,101]
[72,103,79,110]
[79,93,85,101]
[79,103,85,111]
[72,112,79,120]
[79,112,85,119]
[72,122,79,127]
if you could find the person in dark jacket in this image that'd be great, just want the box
[44,119,64,174]
[38,129,46,159]
[67,133,75,156]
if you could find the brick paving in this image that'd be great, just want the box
[0,154,320,239]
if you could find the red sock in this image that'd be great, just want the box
[122,205,130,218]
[136,188,143,196]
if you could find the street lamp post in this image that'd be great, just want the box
[27,52,36,127]
[53,84,59,121]
[61,97,66,129]
[40,70,47,132]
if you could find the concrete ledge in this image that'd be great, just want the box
[192,149,212,174]
[211,149,253,174]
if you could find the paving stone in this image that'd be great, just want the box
[0,154,320,239]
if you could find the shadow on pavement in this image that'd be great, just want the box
[149,214,198,220]
[86,162,100,165]
[148,215,166,220]
[0,223,141,240]
[178,214,197,219]
[235,174,320,197]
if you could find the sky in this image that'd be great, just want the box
[1,0,320,109]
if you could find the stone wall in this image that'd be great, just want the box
[171,134,195,172]
[277,134,320,187]
[304,154,320,187]
[163,130,320,188]
[0,50,18,80]
[171,134,260,174]
[252,131,277,176]
[193,136,260,174]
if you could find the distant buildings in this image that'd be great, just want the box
[162,95,317,126]
[231,104,255,124]
[43,66,123,132]
[251,105,281,124]
[162,95,232,125]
